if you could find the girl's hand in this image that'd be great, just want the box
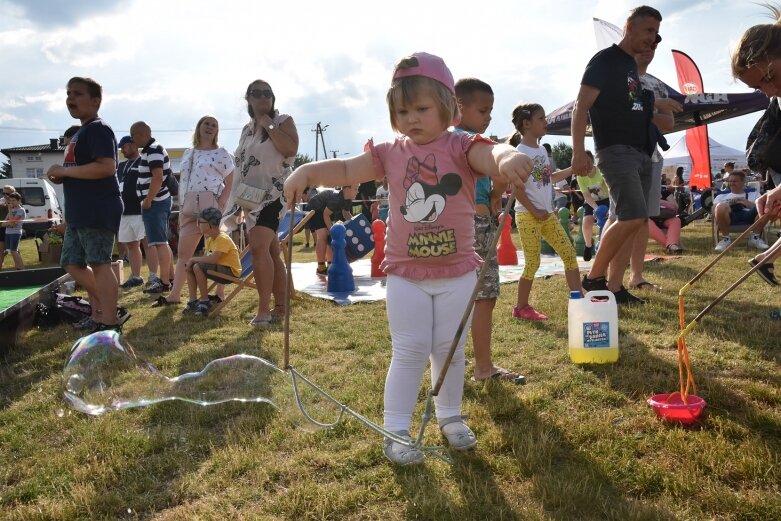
[498,153,533,188]
[757,189,781,218]
[283,169,309,208]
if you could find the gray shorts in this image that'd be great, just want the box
[196,262,236,284]
[474,215,500,300]
[597,145,652,221]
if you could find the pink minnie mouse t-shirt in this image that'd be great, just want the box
[367,132,489,281]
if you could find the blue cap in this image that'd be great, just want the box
[118,136,133,147]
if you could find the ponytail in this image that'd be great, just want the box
[731,3,781,78]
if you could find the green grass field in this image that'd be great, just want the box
[1,222,779,520]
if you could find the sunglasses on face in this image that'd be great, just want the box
[248,89,273,99]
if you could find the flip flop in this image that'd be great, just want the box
[629,281,662,292]
[471,368,526,385]
[749,259,779,286]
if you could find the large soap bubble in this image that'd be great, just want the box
[63,331,285,416]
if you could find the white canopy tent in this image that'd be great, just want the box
[661,136,747,181]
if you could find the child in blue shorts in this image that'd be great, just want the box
[1,192,25,270]
[46,77,123,332]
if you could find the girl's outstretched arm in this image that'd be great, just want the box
[284,152,376,207]
[467,142,532,189]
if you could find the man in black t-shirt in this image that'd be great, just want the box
[307,185,358,274]
[117,135,154,288]
[571,5,662,306]
[357,179,378,221]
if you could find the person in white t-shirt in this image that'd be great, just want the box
[713,170,768,251]
[510,103,583,321]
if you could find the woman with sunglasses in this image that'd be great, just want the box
[733,4,781,315]
[234,80,299,326]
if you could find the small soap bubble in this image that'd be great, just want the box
[56,408,65,418]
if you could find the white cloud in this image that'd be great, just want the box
[0,0,771,161]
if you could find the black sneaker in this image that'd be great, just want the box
[89,322,123,334]
[582,275,608,292]
[143,281,171,294]
[120,276,144,289]
[613,286,646,306]
[583,245,593,262]
[116,307,131,325]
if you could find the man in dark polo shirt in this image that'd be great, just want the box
[571,5,662,305]
[117,135,156,289]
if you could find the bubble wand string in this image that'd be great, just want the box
[430,187,517,397]
[674,213,771,404]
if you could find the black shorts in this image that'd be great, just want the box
[308,210,328,232]
[583,198,610,217]
[254,198,283,231]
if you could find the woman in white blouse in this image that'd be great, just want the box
[157,115,234,308]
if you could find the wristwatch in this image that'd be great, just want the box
[267,124,275,131]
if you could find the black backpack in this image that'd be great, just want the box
[166,173,180,197]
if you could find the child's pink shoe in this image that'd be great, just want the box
[512,305,548,321]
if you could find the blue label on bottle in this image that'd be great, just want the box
[583,322,609,348]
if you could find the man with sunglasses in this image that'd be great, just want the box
[571,5,664,305]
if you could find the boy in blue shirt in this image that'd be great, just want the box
[47,77,124,332]
[454,77,524,384]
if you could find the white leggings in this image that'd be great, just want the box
[383,271,476,433]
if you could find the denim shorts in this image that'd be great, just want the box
[597,145,652,221]
[142,197,172,246]
[61,227,115,266]
[4,232,20,252]
[731,206,758,225]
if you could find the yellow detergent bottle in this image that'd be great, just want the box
[568,290,619,363]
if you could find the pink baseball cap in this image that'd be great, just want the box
[392,52,455,95]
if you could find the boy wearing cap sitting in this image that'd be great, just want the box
[178,207,240,315]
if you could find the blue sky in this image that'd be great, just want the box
[0,0,773,163]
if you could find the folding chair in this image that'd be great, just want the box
[207,246,256,317]
[278,209,315,267]
[710,186,770,248]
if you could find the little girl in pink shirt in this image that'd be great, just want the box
[284,52,532,465]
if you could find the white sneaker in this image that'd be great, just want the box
[714,236,732,252]
[383,431,424,465]
[439,416,477,450]
[748,234,769,250]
